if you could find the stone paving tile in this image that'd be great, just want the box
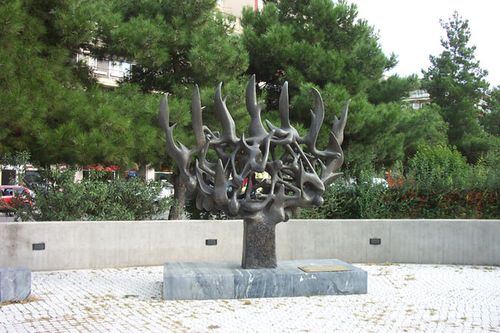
[0,264,499,332]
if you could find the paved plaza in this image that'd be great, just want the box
[0,264,499,332]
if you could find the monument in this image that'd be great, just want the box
[160,75,367,299]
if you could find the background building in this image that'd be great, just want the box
[402,90,431,110]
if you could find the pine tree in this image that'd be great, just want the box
[422,12,490,161]
[242,0,396,112]
[0,1,168,167]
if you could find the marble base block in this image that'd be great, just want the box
[0,267,31,302]
[163,259,367,300]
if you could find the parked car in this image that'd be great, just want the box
[0,185,34,213]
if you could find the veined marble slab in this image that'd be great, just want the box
[0,267,31,302]
[163,259,367,300]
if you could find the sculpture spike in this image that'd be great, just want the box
[245,74,267,138]
[159,93,170,132]
[228,194,240,216]
[214,159,228,205]
[332,100,350,146]
[215,82,237,143]
[322,172,344,187]
[301,88,325,152]
[159,93,199,193]
[195,160,213,195]
[279,81,291,129]
[191,85,206,150]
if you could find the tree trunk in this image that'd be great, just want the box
[241,217,277,268]
[168,172,187,220]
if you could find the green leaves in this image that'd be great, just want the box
[2,0,495,204]
[241,0,429,174]
[189,14,249,85]
[299,144,499,219]
[242,0,391,101]
[408,144,469,192]
[422,12,492,162]
[19,169,170,221]
[367,75,420,105]
[481,86,500,136]
[94,0,248,93]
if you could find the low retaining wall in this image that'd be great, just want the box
[0,219,498,271]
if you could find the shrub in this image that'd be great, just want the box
[299,181,359,219]
[299,145,499,219]
[407,144,469,192]
[17,169,170,221]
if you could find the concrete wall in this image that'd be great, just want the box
[276,220,500,266]
[0,219,498,271]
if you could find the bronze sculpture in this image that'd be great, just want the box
[160,75,348,269]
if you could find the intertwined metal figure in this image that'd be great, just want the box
[160,75,348,268]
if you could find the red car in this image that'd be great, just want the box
[0,185,34,212]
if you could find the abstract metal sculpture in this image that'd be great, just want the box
[160,75,348,268]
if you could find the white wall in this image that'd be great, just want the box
[1,219,498,271]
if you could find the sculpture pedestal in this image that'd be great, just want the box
[163,259,367,300]
[241,218,277,269]
[0,267,31,302]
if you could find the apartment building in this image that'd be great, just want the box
[402,89,431,110]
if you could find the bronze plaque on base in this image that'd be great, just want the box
[298,265,351,273]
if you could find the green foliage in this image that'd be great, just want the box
[343,100,405,172]
[341,99,447,174]
[422,12,491,161]
[401,145,499,217]
[298,182,359,219]
[300,145,499,219]
[285,80,448,176]
[18,169,170,221]
[1,151,31,168]
[241,1,448,175]
[407,145,469,191]
[241,0,394,112]
[93,0,249,93]
[82,0,251,172]
[472,147,500,191]
[0,1,167,168]
[0,0,66,157]
[2,1,497,221]
[481,86,500,136]
[355,170,390,218]
[396,104,449,158]
[0,0,448,170]
[0,0,251,220]
[367,74,420,105]
[33,85,166,167]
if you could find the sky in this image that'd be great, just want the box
[346,0,500,87]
